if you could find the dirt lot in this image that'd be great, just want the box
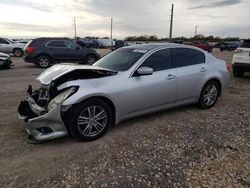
[0,49,249,187]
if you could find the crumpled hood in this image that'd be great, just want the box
[37,63,117,85]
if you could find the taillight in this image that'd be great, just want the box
[226,63,231,71]
[27,47,34,53]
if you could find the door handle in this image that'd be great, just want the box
[166,74,176,80]
[200,67,208,72]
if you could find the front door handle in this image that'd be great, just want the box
[200,67,208,72]
[166,74,176,80]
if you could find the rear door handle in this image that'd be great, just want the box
[200,67,208,72]
[166,74,176,80]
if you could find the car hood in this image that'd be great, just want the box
[37,63,117,85]
[0,52,10,58]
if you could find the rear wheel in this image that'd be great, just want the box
[68,99,112,141]
[199,81,219,109]
[13,48,24,57]
[233,69,244,78]
[36,55,51,68]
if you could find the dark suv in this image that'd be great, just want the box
[24,38,101,68]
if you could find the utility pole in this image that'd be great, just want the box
[195,25,199,36]
[169,3,174,40]
[74,17,77,39]
[110,17,113,39]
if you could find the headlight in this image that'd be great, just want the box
[47,87,78,111]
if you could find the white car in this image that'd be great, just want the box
[232,39,250,77]
[0,38,26,57]
[18,43,230,142]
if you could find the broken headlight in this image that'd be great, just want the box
[47,86,78,111]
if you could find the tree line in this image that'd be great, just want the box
[124,34,241,42]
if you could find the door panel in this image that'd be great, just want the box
[177,64,206,101]
[174,48,207,102]
[124,69,177,114]
[0,39,11,53]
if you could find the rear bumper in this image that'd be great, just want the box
[232,63,250,72]
[24,55,35,63]
[18,95,68,142]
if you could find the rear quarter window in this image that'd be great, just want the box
[174,48,205,67]
[47,40,65,47]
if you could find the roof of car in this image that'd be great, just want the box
[34,37,72,41]
[125,43,196,51]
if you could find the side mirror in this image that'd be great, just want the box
[137,67,153,76]
[75,45,80,50]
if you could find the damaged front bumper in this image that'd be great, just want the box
[18,94,68,142]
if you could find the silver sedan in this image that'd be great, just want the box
[18,43,230,142]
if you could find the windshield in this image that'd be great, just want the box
[93,48,146,71]
[5,38,15,43]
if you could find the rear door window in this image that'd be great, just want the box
[64,40,78,49]
[47,40,66,47]
[174,48,205,67]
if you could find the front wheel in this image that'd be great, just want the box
[85,55,97,65]
[67,99,112,141]
[199,81,219,109]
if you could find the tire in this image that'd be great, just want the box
[13,48,24,57]
[36,55,51,68]
[199,81,219,109]
[67,98,112,141]
[233,70,244,78]
[85,55,97,65]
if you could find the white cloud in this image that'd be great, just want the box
[0,0,249,39]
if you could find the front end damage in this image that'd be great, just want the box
[17,64,117,142]
[18,85,77,142]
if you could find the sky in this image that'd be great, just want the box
[0,0,249,39]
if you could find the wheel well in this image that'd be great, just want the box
[66,96,116,127]
[35,54,52,62]
[12,48,23,53]
[206,78,222,96]
[86,53,97,59]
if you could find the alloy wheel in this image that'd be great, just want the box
[38,57,49,68]
[203,84,218,106]
[77,105,107,137]
[87,56,96,65]
[14,49,22,57]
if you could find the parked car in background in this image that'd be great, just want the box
[16,39,31,45]
[78,38,104,48]
[0,52,12,69]
[111,40,129,51]
[0,38,25,57]
[213,42,225,48]
[219,42,238,51]
[191,41,213,52]
[18,43,230,142]
[24,38,101,68]
[232,39,250,77]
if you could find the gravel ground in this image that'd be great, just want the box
[0,48,249,188]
